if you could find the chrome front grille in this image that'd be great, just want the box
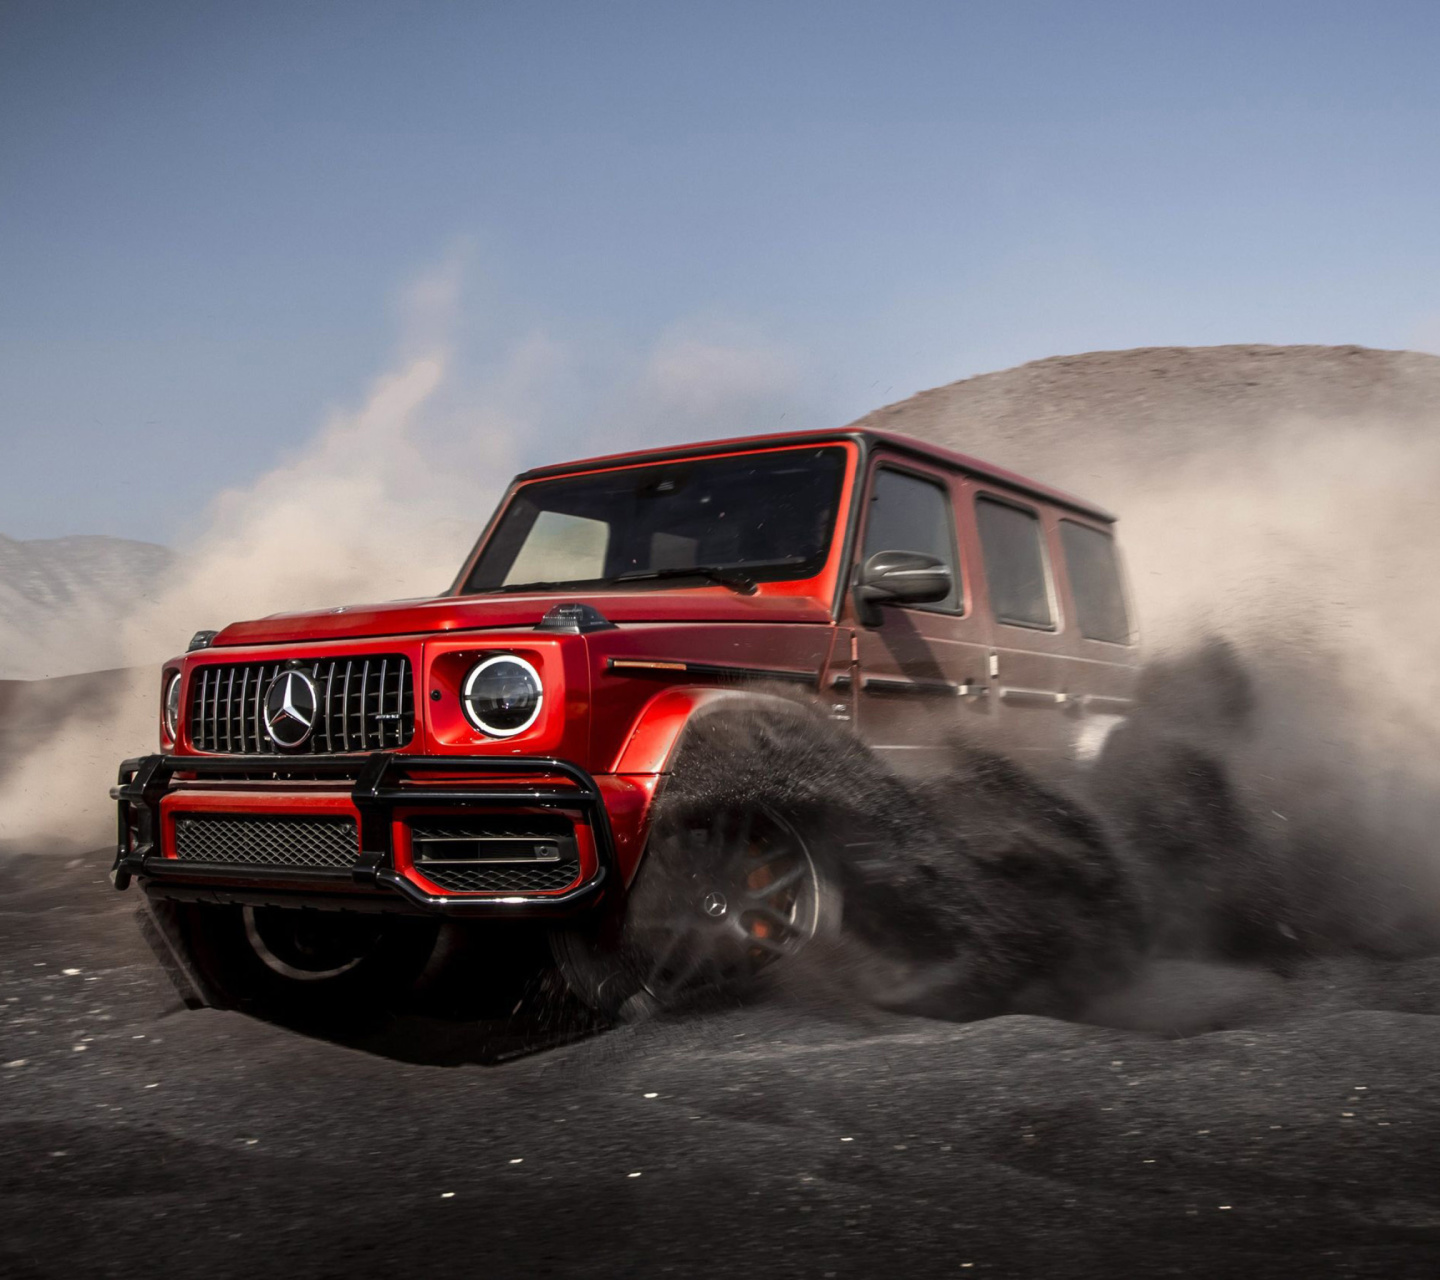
[172,814,358,869]
[188,655,414,754]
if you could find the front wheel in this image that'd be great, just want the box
[143,898,439,1024]
[552,803,838,1016]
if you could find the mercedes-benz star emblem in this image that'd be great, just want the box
[701,891,729,919]
[263,670,318,748]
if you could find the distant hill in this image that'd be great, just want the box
[0,535,173,679]
[847,343,1440,508]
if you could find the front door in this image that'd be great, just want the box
[846,459,994,775]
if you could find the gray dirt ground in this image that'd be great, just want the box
[4,848,1440,1279]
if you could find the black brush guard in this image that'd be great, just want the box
[111,753,616,917]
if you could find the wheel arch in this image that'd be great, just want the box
[607,685,828,886]
[610,684,823,777]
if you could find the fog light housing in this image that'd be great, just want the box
[460,655,543,738]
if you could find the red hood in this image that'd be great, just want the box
[212,588,833,646]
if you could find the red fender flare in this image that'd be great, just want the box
[605,686,818,884]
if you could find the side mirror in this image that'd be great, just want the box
[854,550,953,627]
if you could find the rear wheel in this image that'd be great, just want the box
[552,803,836,1016]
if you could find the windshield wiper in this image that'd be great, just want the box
[611,565,759,595]
[610,558,812,595]
[489,557,809,597]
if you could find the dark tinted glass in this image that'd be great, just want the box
[464,447,847,592]
[1060,520,1132,643]
[861,468,960,611]
[975,496,1054,628]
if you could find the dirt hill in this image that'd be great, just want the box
[848,343,1440,510]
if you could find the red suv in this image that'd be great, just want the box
[113,429,1137,1017]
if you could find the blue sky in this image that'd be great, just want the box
[3,0,1439,544]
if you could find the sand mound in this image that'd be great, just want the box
[850,343,1440,502]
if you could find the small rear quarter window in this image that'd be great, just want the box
[1059,520,1133,644]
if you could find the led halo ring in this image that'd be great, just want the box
[163,672,182,739]
[460,653,544,738]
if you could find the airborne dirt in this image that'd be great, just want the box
[5,345,1440,1276]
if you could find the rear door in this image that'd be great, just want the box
[970,488,1077,771]
[847,457,994,774]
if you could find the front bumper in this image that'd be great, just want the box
[111,752,617,918]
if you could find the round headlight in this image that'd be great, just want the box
[163,672,182,739]
[461,655,543,738]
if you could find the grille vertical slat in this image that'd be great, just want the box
[252,664,265,754]
[237,668,250,753]
[187,655,413,754]
[377,658,389,748]
[394,659,403,749]
[221,668,233,753]
[359,659,371,750]
[341,659,353,752]
[322,662,336,753]
[193,668,209,748]
[396,659,405,748]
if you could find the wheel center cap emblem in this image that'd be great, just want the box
[263,670,318,748]
[701,892,728,919]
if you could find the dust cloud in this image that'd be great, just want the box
[0,347,488,849]
[1105,421,1440,955]
[0,269,814,852]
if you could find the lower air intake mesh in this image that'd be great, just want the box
[173,814,357,870]
[419,863,582,892]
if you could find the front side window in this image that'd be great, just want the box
[463,446,848,593]
[860,467,961,612]
[975,496,1054,629]
[1060,520,1132,644]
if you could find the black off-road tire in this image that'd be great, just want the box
[552,800,841,1018]
[142,896,439,1026]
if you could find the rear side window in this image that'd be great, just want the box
[975,496,1054,629]
[861,468,961,612]
[1060,520,1132,644]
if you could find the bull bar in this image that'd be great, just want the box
[110,752,617,916]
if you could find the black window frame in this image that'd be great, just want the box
[974,492,1059,632]
[857,462,965,617]
[459,445,850,596]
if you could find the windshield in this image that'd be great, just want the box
[462,446,848,595]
